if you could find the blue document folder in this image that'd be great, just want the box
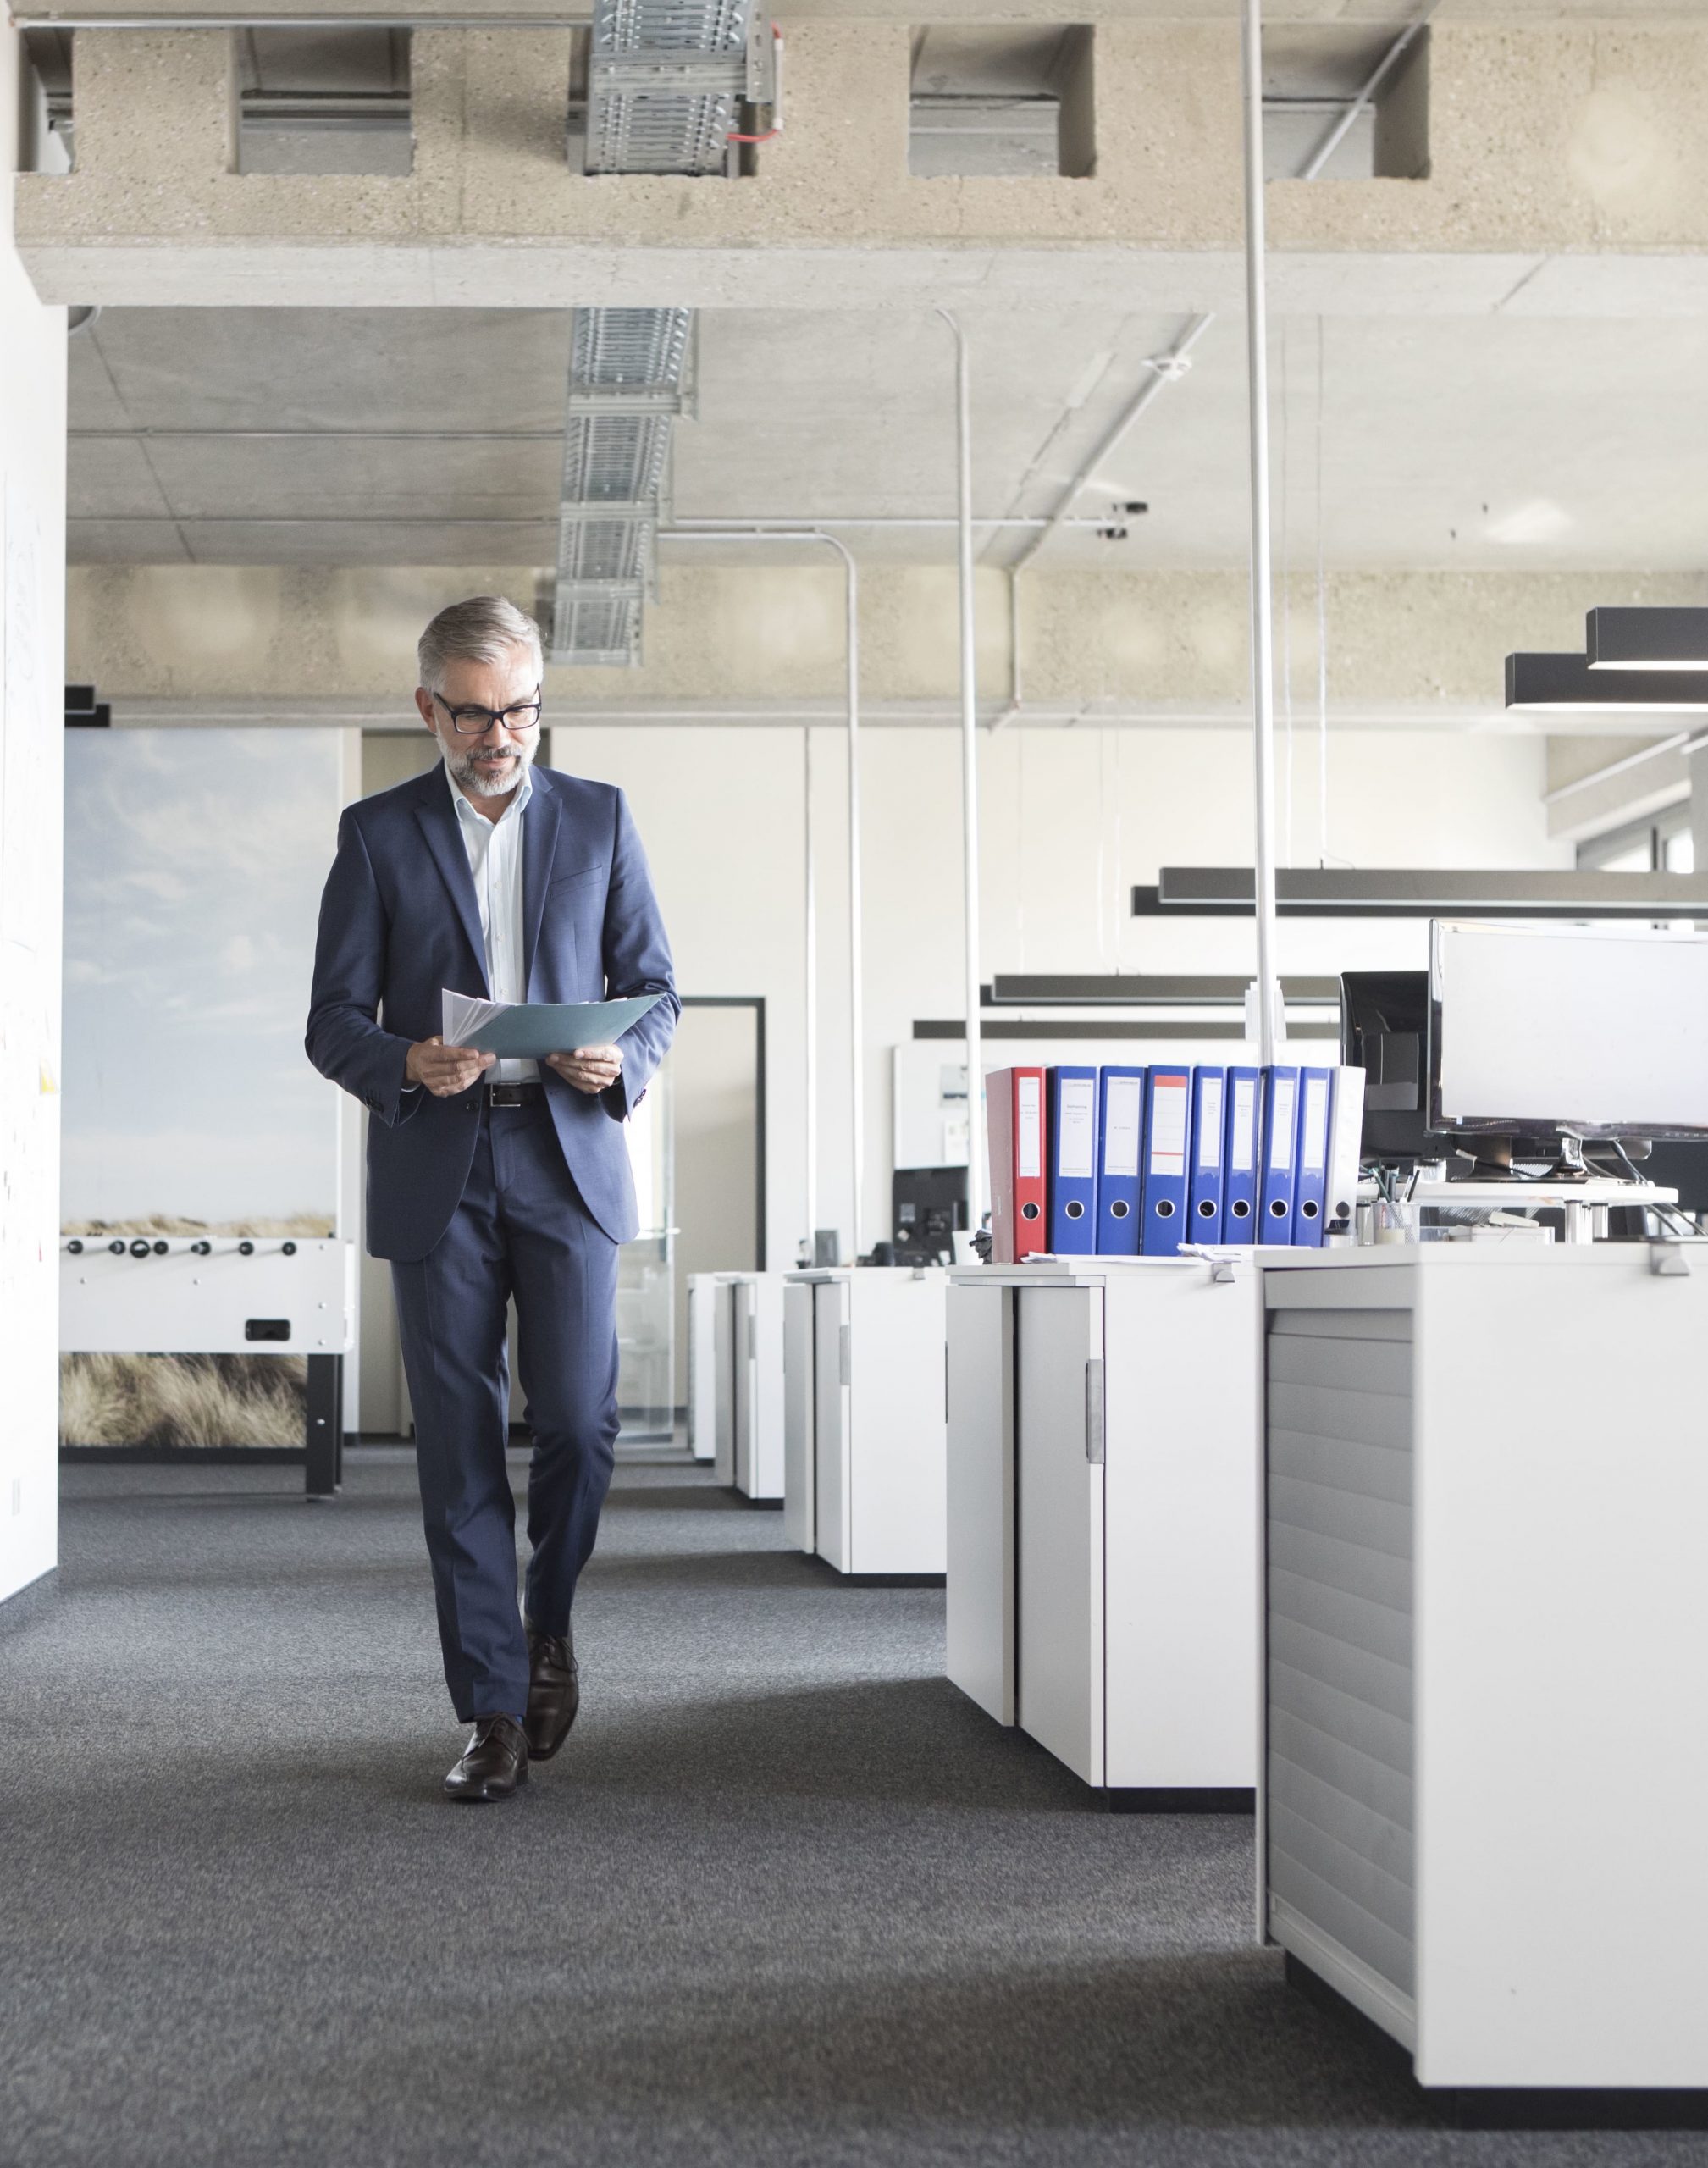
[1259,1066,1302,1245]
[1292,1066,1335,1247]
[1094,1065,1145,1255]
[1140,1066,1192,1256]
[1223,1066,1262,1242]
[1187,1067,1227,1244]
[1046,1066,1099,1255]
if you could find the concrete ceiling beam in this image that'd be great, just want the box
[66,558,1708,719]
[21,20,1708,310]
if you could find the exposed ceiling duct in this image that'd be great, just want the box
[550,0,769,663]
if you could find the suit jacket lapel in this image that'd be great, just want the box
[413,776,490,998]
[522,777,561,997]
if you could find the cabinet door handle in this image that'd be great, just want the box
[1085,1358,1105,1465]
[839,1322,851,1387]
[747,1314,756,1361]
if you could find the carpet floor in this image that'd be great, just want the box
[1,1450,1697,2167]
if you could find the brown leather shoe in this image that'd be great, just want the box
[523,1620,579,1762]
[443,1715,529,1803]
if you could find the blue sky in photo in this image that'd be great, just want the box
[61,731,344,1226]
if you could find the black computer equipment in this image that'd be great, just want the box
[891,1166,967,1265]
[1339,971,1439,1164]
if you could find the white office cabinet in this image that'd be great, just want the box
[711,1276,738,1483]
[948,1258,1261,1801]
[684,1273,721,1463]
[1018,1286,1107,1784]
[782,1277,817,1552]
[1259,1245,1708,2093]
[729,1274,786,1501]
[785,1267,949,1576]
[944,1281,1014,1725]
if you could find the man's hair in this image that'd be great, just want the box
[417,595,543,694]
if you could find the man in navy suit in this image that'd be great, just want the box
[307,595,677,1802]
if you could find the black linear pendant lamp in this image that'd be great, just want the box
[1504,650,1708,712]
[1586,606,1708,672]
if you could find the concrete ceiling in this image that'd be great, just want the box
[67,302,1708,575]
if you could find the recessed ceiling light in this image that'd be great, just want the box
[1486,500,1573,546]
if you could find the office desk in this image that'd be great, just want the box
[782,1267,948,1576]
[1260,1243,1708,2093]
[947,1257,1260,1802]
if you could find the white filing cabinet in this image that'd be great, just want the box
[1259,1244,1708,2095]
[782,1267,948,1575]
[684,1272,725,1463]
[728,1272,786,1502]
[948,1258,1260,1802]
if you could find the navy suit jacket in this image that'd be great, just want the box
[306,762,678,1262]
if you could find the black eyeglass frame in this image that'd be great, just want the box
[432,687,544,737]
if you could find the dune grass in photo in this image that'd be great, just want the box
[60,1352,308,1449]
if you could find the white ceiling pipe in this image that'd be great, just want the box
[666,527,861,1260]
[1241,0,1281,1068]
[937,307,986,1249]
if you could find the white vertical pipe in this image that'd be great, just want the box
[1241,0,1281,1067]
[829,535,865,1262]
[937,308,986,1245]
[802,721,817,1259]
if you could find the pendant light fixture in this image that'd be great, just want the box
[1585,606,1708,673]
[1505,651,1708,712]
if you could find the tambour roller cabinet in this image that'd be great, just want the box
[1260,1244,1708,2096]
[782,1267,949,1576]
[947,1258,1260,1801]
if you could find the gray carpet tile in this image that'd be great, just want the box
[1,1451,1699,2167]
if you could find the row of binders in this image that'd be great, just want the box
[986,1063,1368,1264]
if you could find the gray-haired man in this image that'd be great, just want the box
[307,596,679,1800]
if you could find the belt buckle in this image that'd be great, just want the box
[489,1081,526,1108]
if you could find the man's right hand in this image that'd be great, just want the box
[406,1036,496,1098]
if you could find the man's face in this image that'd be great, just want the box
[417,647,542,799]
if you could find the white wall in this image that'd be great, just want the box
[0,24,69,1607]
[555,720,1568,1264]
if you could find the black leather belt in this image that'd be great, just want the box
[485,1081,544,1108]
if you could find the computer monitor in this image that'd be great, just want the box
[1429,921,1708,1141]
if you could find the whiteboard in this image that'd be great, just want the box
[1432,921,1708,1136]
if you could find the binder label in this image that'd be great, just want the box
[1017,1075,1042,1180]
[1103,1075,1141,1177]
[1149,1076,1189,1175]
[1230,1078,1258,1172]
[1197,1076,1223,1170]
[1269,1076,1296,1170]
[1302,1076,1330,1172]
[1058,1076,1096,1178]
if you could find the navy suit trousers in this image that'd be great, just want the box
[391,1098,619,1723]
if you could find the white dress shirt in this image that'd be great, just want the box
[447,758,538,1084]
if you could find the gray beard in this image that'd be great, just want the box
[445,738,535,798]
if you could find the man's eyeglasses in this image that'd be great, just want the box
[433,689,544,737]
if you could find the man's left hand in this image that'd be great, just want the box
[547,1043,623,1097]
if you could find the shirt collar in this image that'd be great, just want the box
[445,755,533,827]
